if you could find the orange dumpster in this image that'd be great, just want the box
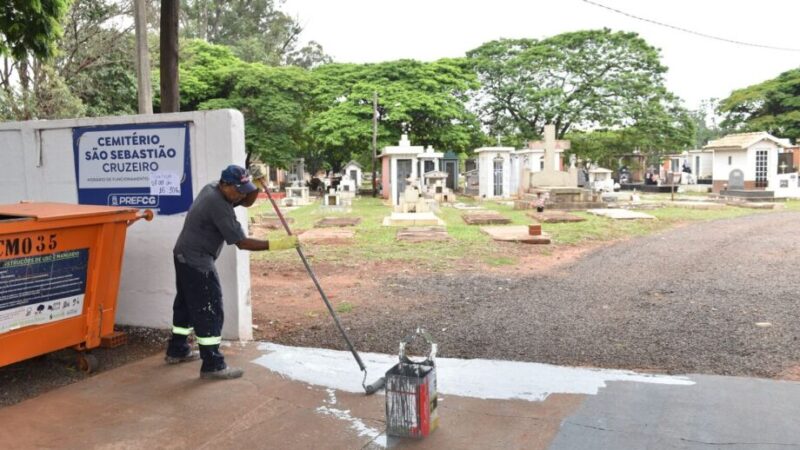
[0,202,152,372]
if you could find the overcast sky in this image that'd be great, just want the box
[282,0,799,110]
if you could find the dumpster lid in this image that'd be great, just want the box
[0,202,139,222]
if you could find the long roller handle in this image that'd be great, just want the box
[263,188,366,372]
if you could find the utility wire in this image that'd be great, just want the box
[581,0,800,52]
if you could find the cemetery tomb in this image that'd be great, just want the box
[379,133,424,206]
[396,226,450,242]
[251,214,295,229]
[525,210,586,223]
[474,146,514,199]
[442,151,460,191]
[480,225,551,244]
[315,217,362,228]
[383,212,445,227]
[515,125,605,210]
[462,211,512,225]
[298,228,355,245]
[281,185,312,207]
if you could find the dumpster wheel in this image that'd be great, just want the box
[77,353,99,374]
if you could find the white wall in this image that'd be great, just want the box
[712,150,748,182]
[691,152,713,179]
[0,110,252,340]
[774,173,800,198]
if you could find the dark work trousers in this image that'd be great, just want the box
[166,256,227,372]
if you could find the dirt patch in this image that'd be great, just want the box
[776,364,800,381]
[249,240,604,342]
[250,260,418,341]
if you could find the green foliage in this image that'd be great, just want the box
[690,98,726,147]
[567,96,696,167]
[180,0,330,68]
[57,0,137,116]
[178,40,245,110]
[178,40,312,166]
[719,67,800,142]
[0,0,71,60]
[306,59,483,172]
[200,64,312,167]
[467,29,673,141]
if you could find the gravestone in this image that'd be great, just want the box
[728,169,745,190]
[396,226,450,242]
[315,217,361,228]
[462,211,512,225]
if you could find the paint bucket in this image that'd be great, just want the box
[385,328,439,438]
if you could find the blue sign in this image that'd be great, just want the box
[0,249,89,334]
[73,122,193,215]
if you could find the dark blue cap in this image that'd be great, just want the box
[220,164,257,194]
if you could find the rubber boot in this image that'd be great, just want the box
[199,344,243,380]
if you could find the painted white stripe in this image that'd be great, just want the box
[252,342,694,402]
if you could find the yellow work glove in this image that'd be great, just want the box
[249,164,267,190]
[269,235,299,251]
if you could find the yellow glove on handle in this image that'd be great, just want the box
[249,164,267,190]
[269,235,299,251]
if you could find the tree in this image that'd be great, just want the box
[0,0,71,60]
[177,40,311,166]
[180,0,330,67]
[568,96,696,168]
[690,98,724,148]
[719,67,800,142]
[0,0,78,120]
[467,29,671,140]
[56,0,138,116]
[306,59,483,172]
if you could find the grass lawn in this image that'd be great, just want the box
[250,195,799,269]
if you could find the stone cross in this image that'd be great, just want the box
[543,124,556,172]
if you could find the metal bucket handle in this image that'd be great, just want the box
[398,327,437,366]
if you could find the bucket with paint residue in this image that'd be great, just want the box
[385,328,439,438]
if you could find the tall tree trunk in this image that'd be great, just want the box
[201,0,208,41]
[160,0,180,113]
[134,0,153,114]
[19,58,31,119]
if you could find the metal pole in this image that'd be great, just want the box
[372,91,378,197]
[133,0,152,114]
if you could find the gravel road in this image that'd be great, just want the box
[280,211,800,378]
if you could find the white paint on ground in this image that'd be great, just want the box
[253,342,694,402]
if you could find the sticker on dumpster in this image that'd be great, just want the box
[73,122,193,215]
[0,249,89,335]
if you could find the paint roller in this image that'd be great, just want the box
[251,167,386,395]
